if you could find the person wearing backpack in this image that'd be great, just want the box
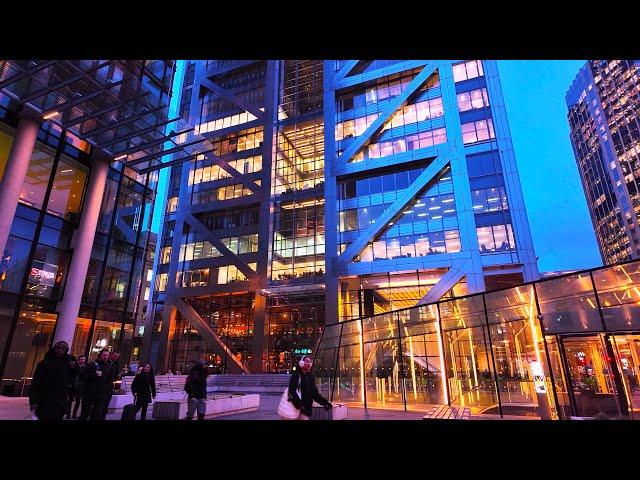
[184,360,208,420]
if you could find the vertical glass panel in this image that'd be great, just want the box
[47,157,88,221]
[1,310,57,384]
[443,324,497,413]
[313,323,342,400]
[545,335,573,419]
[612,334,640,418]
[89,320,122,358]
[486,285,546,417]
[0,128,14,181]
[333,321,364,405]
[0,236,32,294]
[561,336,620,417]
[98,177,119,234]
[363,337,405,409]
[71,317,92,358]
[19,145,55,210]
[99,243,133,310]
[82,236,107,305]
[399,306,444,408]
[26,245,70,300]
[0,295,19,374]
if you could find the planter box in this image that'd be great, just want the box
[152,401,188,420]
[311,402,348,420]
[108,394,134,412]
[151,394,260,420]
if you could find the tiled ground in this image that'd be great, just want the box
[0,395,543,420]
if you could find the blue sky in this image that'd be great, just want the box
[151,60,603,274]
[497,60,602,272]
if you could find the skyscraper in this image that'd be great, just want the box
[567,60,640,265]
[151,60,538,374]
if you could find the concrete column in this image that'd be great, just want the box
[53,152,110,345]
[0,110,41,258]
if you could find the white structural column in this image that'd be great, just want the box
[0,110,41,258]
[53,153,110,345]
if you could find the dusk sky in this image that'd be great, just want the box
[497,60,602,272]
[152,60,604,274]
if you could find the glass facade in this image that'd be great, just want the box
[317,258,640,419]
[151,60,538,375]
[0,61,172,393]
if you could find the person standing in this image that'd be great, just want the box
[288,355,332,420]
[80,349,116,421]
[105,351,121,415]
[184,360,208,420]
[130,363,156,420]
[28,341,76,421]
[66,355,87,419]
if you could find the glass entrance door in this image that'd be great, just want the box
[612,334,640,418]
[561,336,621,417]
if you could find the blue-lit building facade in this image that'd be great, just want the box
[151,60,539,375]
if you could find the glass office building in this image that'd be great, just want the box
[567,60,640,265]
[315,258,640,419]
[0,61,174,393]
[152,60,538,374]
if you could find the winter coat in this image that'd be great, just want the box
[131,371,156,404]
[73,363,88,396]
[83,359,116,399]
[184,365,208,399]
[29,349,76,419]
[288,369,330,417]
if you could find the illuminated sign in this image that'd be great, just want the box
[293,348,312,355]
[531,361,546,394]
[30,261,57,287]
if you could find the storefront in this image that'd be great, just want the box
[315,259,640,419]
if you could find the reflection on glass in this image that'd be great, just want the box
[0,236,32,294]
[47,157,87,221]
[593,263,640,331]
[535,273,602,333]
[19,146,55,210]
[562,336,620,417]
[89,320,122,359]
[1,310,57,381]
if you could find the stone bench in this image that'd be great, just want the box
[107,391,188,413]
[423,405,471,420]
[151,394,260,420]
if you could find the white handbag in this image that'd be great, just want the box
[277,378,301,420]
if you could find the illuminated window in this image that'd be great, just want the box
[457,88,490,112]
[462,119,495,144]
[453,60,484,82]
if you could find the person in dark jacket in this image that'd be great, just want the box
[66,355,87,419]
[184,360,208,420]
[29,341,76,421]
[79,349,116,421]
[130,363,156,420]
[105,351,121,416]
[288,355,332,420]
